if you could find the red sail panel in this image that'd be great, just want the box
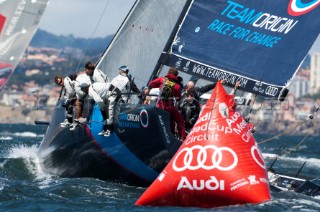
[0,0,49,92]
[136,81,271,208]
[0,14,6,34]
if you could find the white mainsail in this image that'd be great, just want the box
[96,0,188,90]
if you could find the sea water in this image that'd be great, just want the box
[0,124,319,211]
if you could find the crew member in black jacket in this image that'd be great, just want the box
[179,80,225,133]
[181,80,223,102]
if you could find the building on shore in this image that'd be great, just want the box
[310,52,320,94]
[289,69,310,98]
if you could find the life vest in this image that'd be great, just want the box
[160,77,176,101]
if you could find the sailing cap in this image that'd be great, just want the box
[119,65,129,73]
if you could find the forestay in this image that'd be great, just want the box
[0,0,49,91]
[162,0,320,99]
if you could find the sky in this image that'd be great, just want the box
[39,0,135,38]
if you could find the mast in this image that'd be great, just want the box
[147,0,193,84]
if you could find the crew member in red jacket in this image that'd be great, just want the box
[144,68,186,141]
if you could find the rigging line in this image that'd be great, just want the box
[257,105,320,145]
[254,100,280,131]
[280,131,310,156]
[311,177,320,182]
[206,92,216,140]
[257,119,307,144]
[256,91,317,132]
[257,102,320,144]
[74,0,111,73]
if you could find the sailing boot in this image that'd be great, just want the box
[98,128,111,136]
[98,124,108,136]
[69,120,80,130]
[60,119,71,127]
[102,124,113,137]
[98,118,109,136]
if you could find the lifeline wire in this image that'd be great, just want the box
[205,92,216,141]
[280,131,310,156]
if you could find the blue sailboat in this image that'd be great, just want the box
[38,0,320,192]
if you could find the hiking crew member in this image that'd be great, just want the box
[80,82,112,136]
[72,62,109,130]
[105,66,140,135]
[144,67,186,141]
[85,61,109,84]
[73,73,92,130]
[54,74,77,127]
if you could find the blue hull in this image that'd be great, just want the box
[38,102,181,186]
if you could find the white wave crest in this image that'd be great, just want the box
[0,136,13,141]
[13,132,38,137]
[263,153,320,167]
[7,144,52,181]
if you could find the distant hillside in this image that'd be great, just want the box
[30,29,114,53]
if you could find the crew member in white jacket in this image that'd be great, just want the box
[54,74,77,127]
[71,62,109,130]
[105,66,140,135]
[80,82,113,136]
[84,61,109,84]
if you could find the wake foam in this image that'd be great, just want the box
[0,131,43,138]
[6,144,52,182]
[263,153,320,168]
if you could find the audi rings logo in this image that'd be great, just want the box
[251,144,266,169]
[265,86,278,96]
[172,145,238,172]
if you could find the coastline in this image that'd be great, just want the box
[0,105,318,136]
[0,105,52,124]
